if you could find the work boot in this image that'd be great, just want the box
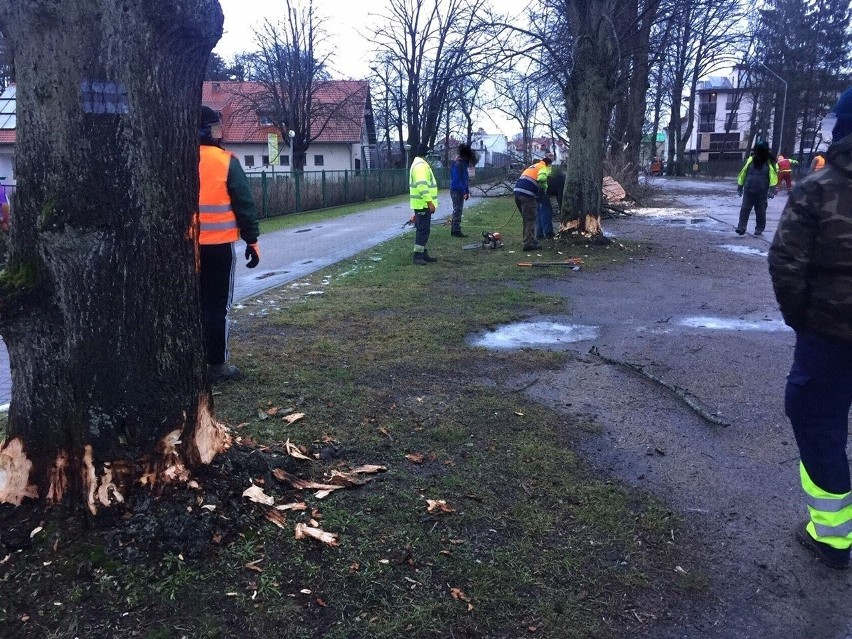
[451,230,468,238]
[209,362,240,382]
[795,521,850,570]
[422,250,437,262]
[413,252,428,266]
[522,242,542,251]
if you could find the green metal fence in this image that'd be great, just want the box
[247,166,508,219]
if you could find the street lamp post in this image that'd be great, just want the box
[759,61,787,155]
[288,130,295,172]
[404,143,411,169]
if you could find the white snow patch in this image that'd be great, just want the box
[678,316,791,332]
[718,244,769,257]
[470,322,600,350]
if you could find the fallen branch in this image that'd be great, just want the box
[588,346,730,427]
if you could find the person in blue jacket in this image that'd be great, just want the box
[449,143,477,237]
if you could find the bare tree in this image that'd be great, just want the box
[490,70,544,166]
[663,0,745,175]
[235,1,365,171]
[371,0,500,153]
[0,0,227,507]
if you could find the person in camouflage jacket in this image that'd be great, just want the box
[768,87,852,570]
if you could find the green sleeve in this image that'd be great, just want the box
[227,156,260,244]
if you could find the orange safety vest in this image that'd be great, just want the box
[521,161,546,181]
[198,145,239,245]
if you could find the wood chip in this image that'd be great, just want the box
[294,523,339,547]
[272,468,342,493]
[405,453,425,464]
[242,484,274,506]
[262,507,288,530]
[426,499,455,514]
[285,439,312,461]
[349,464,387,474]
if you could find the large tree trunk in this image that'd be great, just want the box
[560,0,620,237]
[0,1,229,509]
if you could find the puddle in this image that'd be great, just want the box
[678,316,790,332]
[470,322,599,350]
[718,244,768,257]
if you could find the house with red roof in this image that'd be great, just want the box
[202,80,377,173]
[0,80,377,184]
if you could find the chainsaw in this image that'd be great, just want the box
[463,231,504,250]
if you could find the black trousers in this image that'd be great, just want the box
[199,243,235,366]
[414,208,431,251]
[737,190,768,233]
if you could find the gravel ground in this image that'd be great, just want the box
[517,188,852,638]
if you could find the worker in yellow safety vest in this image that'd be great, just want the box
[198,105,261,381]
[513,155,552,250]
[409,143,439,265]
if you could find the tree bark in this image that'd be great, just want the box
[560,0,619,236]
[0,0,229,509]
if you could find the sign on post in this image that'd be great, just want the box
[267,133,279,166]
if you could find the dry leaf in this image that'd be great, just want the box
[294,523,339,547]
[285,439,313,461]
[282,412,306,425]
[244,559,264,573]
[514,411,525,417]
[378,427,390,437]
[242,484,274,506]
[262,507,288,530]
[265,406,280,416]
[30,526,43,539]
[316,597,327,607]
[426,499,455,514]
[405,453,425,464]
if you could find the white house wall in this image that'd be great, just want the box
[0,151,14,184]
[225,142,362,173]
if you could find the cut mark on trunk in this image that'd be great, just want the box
[0,438,37,504]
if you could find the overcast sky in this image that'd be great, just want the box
[214,0,524,134]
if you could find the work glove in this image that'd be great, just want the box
[427,201,436,214]
[737,186,743,197]
[245,242,260,268]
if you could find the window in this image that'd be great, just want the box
[699,113,716,133]
[262,155,270,165]
[281,155,290,166]
[725,111,739,130]
[314,154,324,166]
[259,114,273,126]
[244,155,255,168]
[708,133,740,151]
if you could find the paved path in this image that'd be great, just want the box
[0,193,469,407]
[0,179,795,407]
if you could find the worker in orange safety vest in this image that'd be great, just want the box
[198,105,261,382]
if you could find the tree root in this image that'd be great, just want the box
[588,346,730,427]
